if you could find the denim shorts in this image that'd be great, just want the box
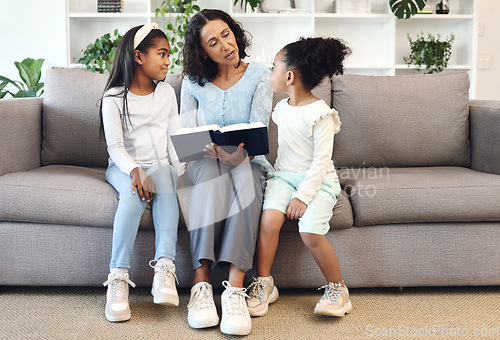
[263,171,341,235]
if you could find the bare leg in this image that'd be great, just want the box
[192,259,211,285]
[300,232,343,283]
[255,209,286,277]
[228,264,246,287]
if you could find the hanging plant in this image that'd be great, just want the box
[156,0,200,73]
[404,31,455,74]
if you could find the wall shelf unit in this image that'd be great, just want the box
[67,0,478,96]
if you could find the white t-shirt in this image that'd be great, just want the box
[101,81,184,176]
[272,98,341,205]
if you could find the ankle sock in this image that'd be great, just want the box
[259,276,273,285]
[110,267,128,275]
[159,257,174,266]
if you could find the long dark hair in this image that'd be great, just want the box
[182,9,251,86]
[281,37,351,90]
[99,25,168,136]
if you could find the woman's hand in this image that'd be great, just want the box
[204,143,250,166]
[287,198,307,220]
[130,167,155,202]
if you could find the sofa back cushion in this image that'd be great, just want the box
[42,67,108,167]
[42,67,183,167]
[332,72,471,168]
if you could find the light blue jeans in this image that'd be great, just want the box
[106,162,179,269]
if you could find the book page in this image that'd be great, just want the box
[172,124,220,136]
[218,122,265,133]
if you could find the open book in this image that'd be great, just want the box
[171,122,269,162]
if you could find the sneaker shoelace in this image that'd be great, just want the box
[149,260,179,288]
[318,282,343,304]
[187,283,214,311]
[103,274,136,302]
[247,277,266,300]
[222,281,249,317]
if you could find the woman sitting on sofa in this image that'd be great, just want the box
[179,8,272,336]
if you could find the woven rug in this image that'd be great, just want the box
[1,286,499,339]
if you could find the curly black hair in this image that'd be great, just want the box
[182,9,251,86]
[281,37,351,90]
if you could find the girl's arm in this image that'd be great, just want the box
[166,88,185,176]
[293,114,336,205]
[101,95,139,176]
[179,78,198,128]
[249,68,273,126]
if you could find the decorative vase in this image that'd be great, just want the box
[436,0,449,14]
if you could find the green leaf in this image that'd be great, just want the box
[21,58,35,67]
[30,58,45,82]
[0,91,8,99]
[390,0,426,19]
[36,82,44,93]
[26,86,37,97]
[15,61,38,88]
[96,39,103,49]
[0,75,23,91]
[0,81,7,92]
[14,90,27,98]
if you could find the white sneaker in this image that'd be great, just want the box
[246,276,279,317]
[314,282,353,317]
[103,272,136,322]
[149,259,179,306]
[220,281,251,336]
[187,282,219,329]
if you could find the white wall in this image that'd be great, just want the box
[476,0,500,100]
[0,0,66,86]
[0,0,498,99]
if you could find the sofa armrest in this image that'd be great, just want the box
[469,100,500,175]
[0,97,43,176]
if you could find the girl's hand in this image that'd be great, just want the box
[287,198,307,220]
[130,167,155,202]
[204,143,250,166]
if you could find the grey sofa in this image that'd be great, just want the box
[1,67,499,288]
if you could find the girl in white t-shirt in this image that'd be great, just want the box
[99,23,184,322]
[246,37,352,318]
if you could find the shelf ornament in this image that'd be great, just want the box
[390,0,428,19]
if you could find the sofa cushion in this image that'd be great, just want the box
[42,68,109,167]
[42,67,183,168]
[332,72,470,168]
[0,165,163,229]
[177,175,354,231]
[337,167,500,226]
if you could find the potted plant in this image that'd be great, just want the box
[404,31,455,74]
[79,29,122,74]
[156,0,200,73]
[0,58,45,98]
[233,0,262,12]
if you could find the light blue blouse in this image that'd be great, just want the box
[180,62,273,171]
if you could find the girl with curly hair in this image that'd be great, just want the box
[179,8,272,336]
[245,37,353,318]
